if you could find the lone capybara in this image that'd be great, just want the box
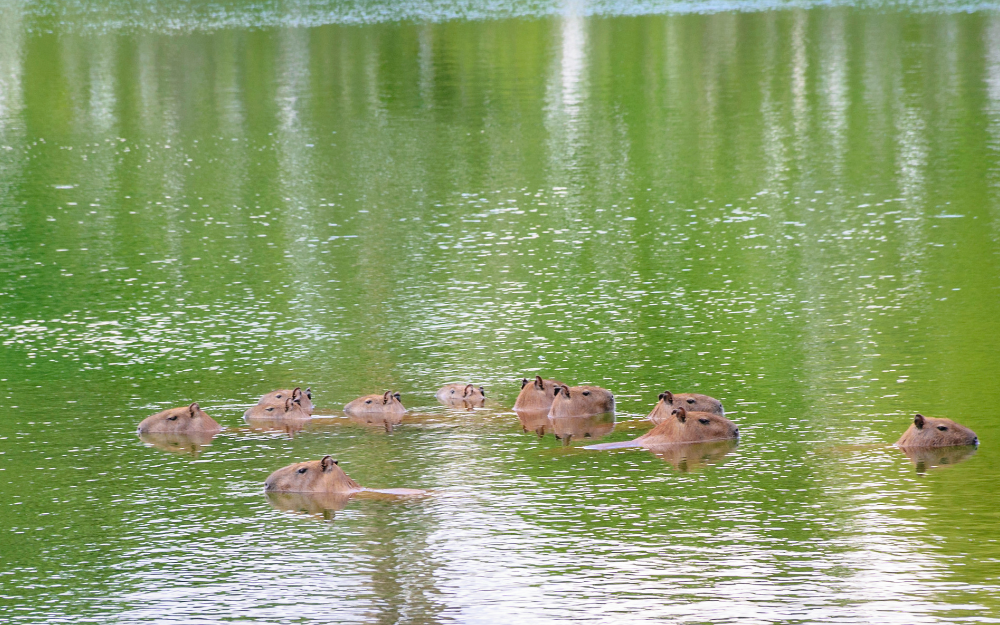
[513,376,565,411]
[253,387,313,415]
[264,455,361,493]
[436,383,486,407]
[244,396,311,421]
[638,407,739,445]
[895,414,978,448]
[136,402,222,434]
[551,412,616,445]
[648,391,724,424]
[344,391,406,416]
[548,385,615,418]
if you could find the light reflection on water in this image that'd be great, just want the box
[1,2,1000,624]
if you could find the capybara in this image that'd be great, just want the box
[253,387,313,415]
[550,412,615,445]
[244,396,311,421]
[895,414,978,448]
[548,385,615,418]
[136,402,222,434]
[648,391,724,424]
[436,383,486,408]
[264,455,361,493]
[344,391,406,416]
[513,376,565,411]
[638,407,739,445]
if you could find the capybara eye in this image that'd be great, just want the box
[266,407,274,412]
[698,418,710,425]
[687,399,696,404]
[937,426,948,431]
[276,395,282,399]
[297,468,308,474]
[582,391,590,396]
[365,399,372,404]
[167,416,178,421]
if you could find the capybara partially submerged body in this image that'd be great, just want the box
[247,387,313,416]
[244,396,311,421]
[344,391,406,416]
[136,402,222,434]
[436,383,486,407]
[513,376,565,412]
[647,391,724,424]
[639,407,739,445]
[548,385,615,418]
[263,456,425,507]
[551,412,615,445]
[895,414,978,448]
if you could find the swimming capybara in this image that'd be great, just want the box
[647,391,724,424]
[136,402,222,434]
[344,391,406,416]
[638,407,739,445]
[264,455,361,494]
[244,396,311,421]
[548,385,615,418]
[894,414,978,448]
[436,383,486,408]
[252,387,313,415]
[513,376,565,411]
[550,412,615,445]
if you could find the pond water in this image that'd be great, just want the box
[2,1,1000,623]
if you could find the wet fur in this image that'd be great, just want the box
[895,414,977,448]
[136,403,222,434]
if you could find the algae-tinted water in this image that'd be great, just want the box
[2,2,1000,623]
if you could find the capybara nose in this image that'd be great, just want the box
[973,436,979,445]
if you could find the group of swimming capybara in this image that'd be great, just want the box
[136,376,980,506]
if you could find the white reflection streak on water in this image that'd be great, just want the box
[545,0,587,174]
[818,11,848,177]
[0,1,24,239]
[791,10,809,162]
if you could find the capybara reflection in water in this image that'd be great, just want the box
[548,385,615,418]
[647,391,724,424]
[551,412,615,445]
[245,396,311,421]
[638,407,739,445]
[436,383,486,407]
[513,376,565,412]
[895,414,978,448]
[344,391,406,416]
[136,402,222,434]
[248,387,313,416]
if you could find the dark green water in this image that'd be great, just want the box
[2,1,1000,623]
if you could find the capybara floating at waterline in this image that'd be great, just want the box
[639,407,738,445]
[263,456,425,502]
[895,414,978,448]
[136,402,222,434]
[247,387,313,417]
[436,383,486,408]
[647,391,724,424]
[244,396,311,421]
[513,376,565,412]
[344,391,406,416]
[548,385,615,418]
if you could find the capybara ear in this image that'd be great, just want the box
[285,397,294,411]
[393,392,401,402]
[321,455,335,472]
[659,391,673,403]
[534,375,544,390]
[292,387,302,401]
[189,402,200,417]
[521,378,529,389]
[382,391,392,404]
[914,414,925,429]
[559,385,570,398]
[463,384,474,397]
[479,386,485,398]
[672,407,687,423]
[553,386,561,396]
[305,387,312,399]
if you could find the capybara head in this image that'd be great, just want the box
[548,385,615,418]
[436,383,486,407]
[648,391,724,424]
[136,402,222,434]
[639,407,739,444]
[244,396,311,420]
[895,414,978,448]
[254,387,313,415]
[344,391,406,416]
[263,455,361,493]
[513,375,565,411]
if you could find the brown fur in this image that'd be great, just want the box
[436,383,486,407]
[244,396,311,420]
[551,412,615,445]
[252,387,314,415]
[548,385,615,418]
[895,414,978,448]
[638,407,739,444]
[648,391,724,424]
[513,376,565,411]
[264,455,362,494]
[344,391,406,416]
[136,402,222,434]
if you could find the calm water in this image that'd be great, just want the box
[2,1,1000,623]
